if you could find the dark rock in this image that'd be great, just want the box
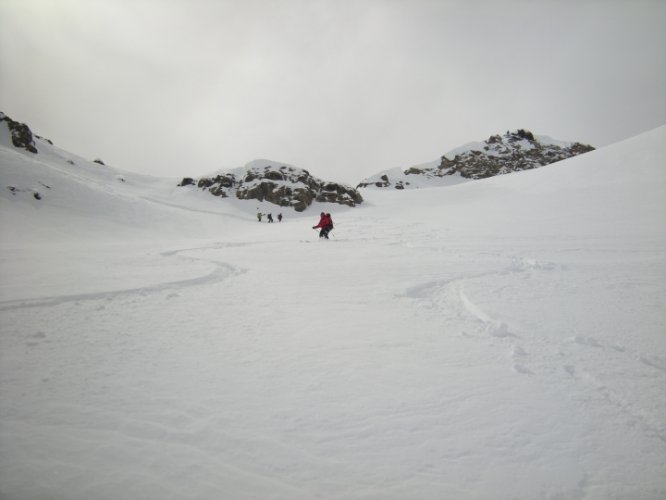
[214,174,236,188]
[209,186,228,197]
[263,170,285,181]
[1,112,38,153]
[179,177,195,187]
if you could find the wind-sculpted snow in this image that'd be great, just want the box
[1,126,665,499]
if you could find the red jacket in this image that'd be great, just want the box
[314,214,333,229]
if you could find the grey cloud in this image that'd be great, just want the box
[1,0,664,185]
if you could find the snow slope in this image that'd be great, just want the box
[357,164,470,190]
[1,126,665,499]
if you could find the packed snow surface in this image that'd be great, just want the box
[1,126,665,499]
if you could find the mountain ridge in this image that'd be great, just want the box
[1,112,597,212]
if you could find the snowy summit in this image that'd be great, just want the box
[1,113,665,499]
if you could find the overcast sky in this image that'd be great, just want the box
[1,0,665,184]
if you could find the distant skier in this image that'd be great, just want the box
[257,212,263,222]
[278,213,283,222]
[313,212,334,239]
[267,213,274,223]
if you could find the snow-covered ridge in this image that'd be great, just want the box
[358,129,595,189]
[0,112,270,242]
[0,114,592,212]
[0,112,362,221]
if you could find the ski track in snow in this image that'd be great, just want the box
[139,196,250,220]
[0,242,246,312]
[400,249,666,449]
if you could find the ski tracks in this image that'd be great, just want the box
[402,261,528,373]
[0,241,247,312]
[400,253,666,447]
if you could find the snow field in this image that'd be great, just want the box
[1,126,665,499]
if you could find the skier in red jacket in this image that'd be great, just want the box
[313,212,334,239]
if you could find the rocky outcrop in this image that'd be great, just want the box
[371,174,407,190]
[358,129,595,189]
[438,129,595,180]
[178,177,196,187]
[1,112,38,153]
[180,161,363,212]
